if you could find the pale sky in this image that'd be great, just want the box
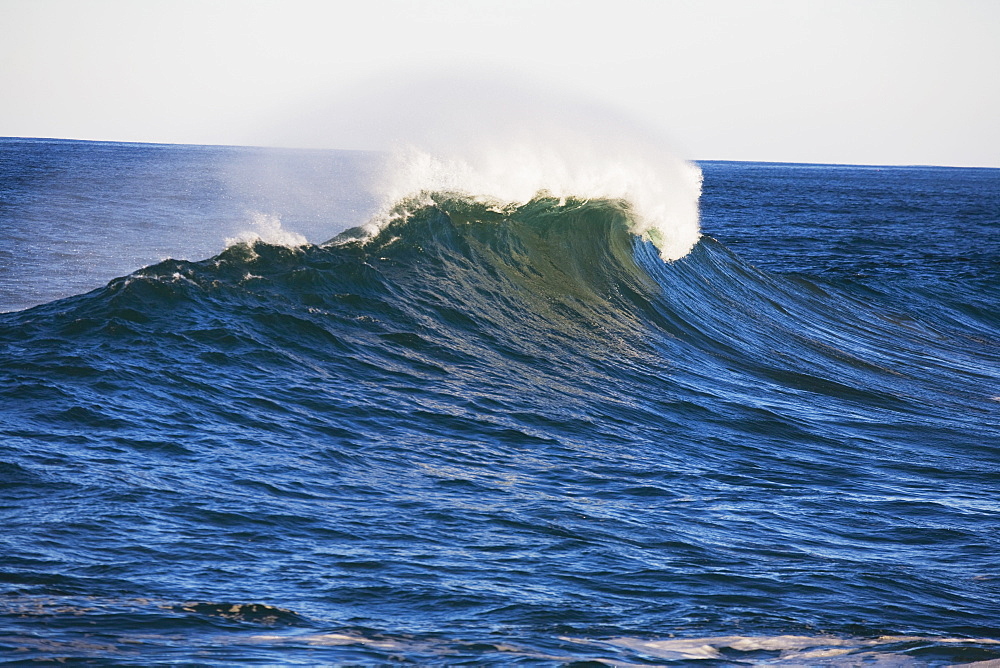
[1,0,998,166]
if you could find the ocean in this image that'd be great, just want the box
[1,137,998,665]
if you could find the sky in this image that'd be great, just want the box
[1,0,998,167]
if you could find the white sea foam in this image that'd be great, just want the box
[224,211,308,248]
[568,634,1000,663]
[276,69,703,261]
[247,630,1000,664]
[373,141,703,261]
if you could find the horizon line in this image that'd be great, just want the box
[2,135,997,171]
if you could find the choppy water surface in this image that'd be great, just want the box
[1,139,999,665]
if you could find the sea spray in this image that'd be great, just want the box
[225,211,308,248]
[369,140,703,261]
[256,70,704,259]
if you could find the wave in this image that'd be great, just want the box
[3,191,999,661]
[328,193,659,324]
[367,143,704,261]
[9,191,995,420]
[19,194,669,346]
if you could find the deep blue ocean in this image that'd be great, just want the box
[1,137,999,665]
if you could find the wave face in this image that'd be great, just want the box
[2,149,1000,664]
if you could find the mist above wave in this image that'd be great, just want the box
[262,70,703,260]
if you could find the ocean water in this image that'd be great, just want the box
[1,137,999,665]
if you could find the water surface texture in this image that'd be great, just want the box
[1,139,999,665]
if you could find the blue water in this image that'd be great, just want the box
[1,138,999,665]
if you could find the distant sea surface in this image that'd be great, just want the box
[1,137,999,665]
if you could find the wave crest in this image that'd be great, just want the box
[225,212,308,249]
[368,141,702,262]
